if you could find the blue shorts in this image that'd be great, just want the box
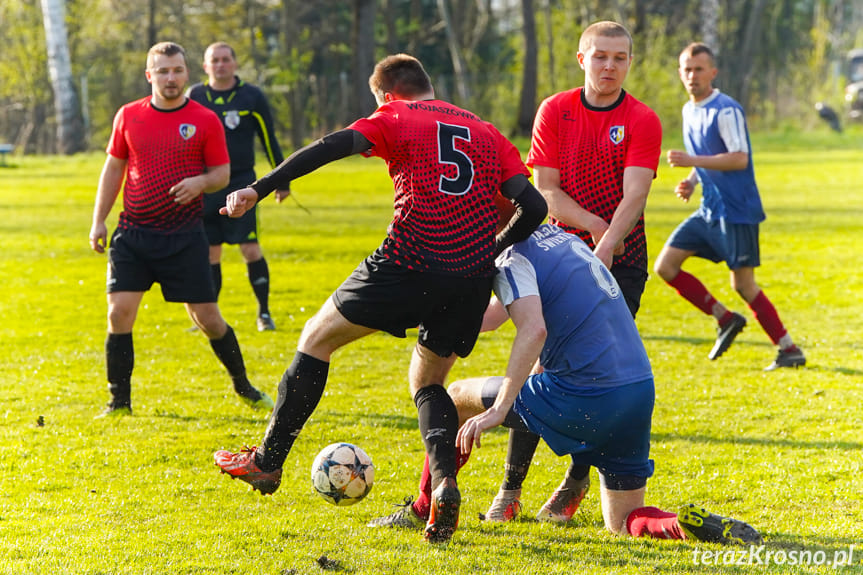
[666,212,760,270]
[482,374,655,481]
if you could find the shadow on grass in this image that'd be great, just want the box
[641,334,772,348]
[763,534,862,553]
[653,431,863,451]
[646,202,863,219]
[643,334,863,375]
[321,411,514,438]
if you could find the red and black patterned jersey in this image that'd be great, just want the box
[106,97,229,232]
[527,88,661,272]
[349,100,529,278]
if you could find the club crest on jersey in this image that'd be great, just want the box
[609,125,625,144]
[179,124,196,140]
[224,110,240,130]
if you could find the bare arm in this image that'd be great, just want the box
[89,155,127,253]
[168,163,230,205]
[666,150,748,204]
[480,296,510,333]
[534,165,607,242]
[457,295,547,452]
[593,165,654,269]
[666,149,748,171]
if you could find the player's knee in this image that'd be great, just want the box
[448,377,488,418]
[240,243,262,262]
[731,277,759,301]
[107,305,135,332]
[298,314,326,349]
[653,257,676,282]
[447,380,468,405]
[190,307,227,338]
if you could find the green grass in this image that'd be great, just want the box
[1,127,862,574]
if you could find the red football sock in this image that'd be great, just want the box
[412,450,471,520]
[626,506,685,540]
[747,290,787,345]
[667,271,718,317]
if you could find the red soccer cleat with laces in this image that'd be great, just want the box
[214,446,282,495]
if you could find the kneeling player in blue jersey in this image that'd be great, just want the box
[370,223,761,545]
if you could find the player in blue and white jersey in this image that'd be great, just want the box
[371,224,761,545]
[655,42,804,371]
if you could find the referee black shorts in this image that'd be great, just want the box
[107,225,217,303]
[332,250,493,358]
[203,172,260,246]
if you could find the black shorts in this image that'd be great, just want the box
[610,264,647,319]
[203,172,260,246]
[107,225,217,303]
[332,250,493,358]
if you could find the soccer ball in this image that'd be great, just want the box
[310,442,374,506]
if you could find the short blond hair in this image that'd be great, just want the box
[579,21,633,56]
[146,42,187,69]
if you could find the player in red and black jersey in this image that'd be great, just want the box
[88,42,273,417]
[528,22,662,316]
[214,53,547,544]
[483,21,662,529]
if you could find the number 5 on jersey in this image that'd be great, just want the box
[437,122,475,195]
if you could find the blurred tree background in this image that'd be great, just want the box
[1,0,862,155]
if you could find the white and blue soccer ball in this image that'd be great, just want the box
[311,442,374,506]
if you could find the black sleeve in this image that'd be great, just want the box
[251,129,372,201]
[495,174,548,255]
[253,89,285,168]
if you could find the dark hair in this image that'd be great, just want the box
[681,42,715,63]
[368,54,432,102]
[579,21,633,57]
[147,42,187,68]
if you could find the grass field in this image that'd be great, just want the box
[0,128,861,574]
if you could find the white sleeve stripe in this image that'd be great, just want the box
[717,107,749,154]
[493,251,539,306]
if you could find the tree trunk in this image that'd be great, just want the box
[352,0,378,118]
[516,0,538,137]
[437,0,471,104]
[148,0,157,49]
[732,0,768,107]
[699,0,720,54]
[383,0,399,53]
[543,0,555,94]
[282,0,305,148]
[40,0,86,154]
